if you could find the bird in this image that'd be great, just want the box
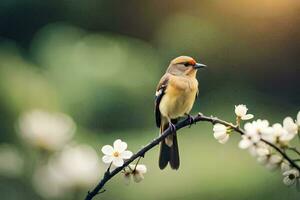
[155,56,206,170]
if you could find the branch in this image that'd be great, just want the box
[84,113,300,200]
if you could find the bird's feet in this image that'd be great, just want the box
[186,114,196,127]
[168,122,177,136]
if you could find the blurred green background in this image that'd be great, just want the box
[0,0,299,199]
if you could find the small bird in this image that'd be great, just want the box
[155,56,206,170]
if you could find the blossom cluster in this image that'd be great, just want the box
[14,109,101,199]
[33,144,101,198]
[213,105,300,188]
[18,110,76,151]
[101,139,147,184]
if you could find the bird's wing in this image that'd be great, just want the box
[195,89,199,100]
[155,74,169,127]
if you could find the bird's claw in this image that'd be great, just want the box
[168,122,177,136]
[186,114,196,127]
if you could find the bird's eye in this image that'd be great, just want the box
[184,62,189,67]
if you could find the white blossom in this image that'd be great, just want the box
[33,164,65,198]
[283,169,300,186]
[235,104,254,120]
[239,135,257,149]
[102,139,133,167]
[53,144,101,187]
[124,164,147,184]
[262,123,295,146]
[238,122,261,150]
[18,110,75,151]
[33,144,101,198]
[239,120,273,152]
[266,154,283,170]
[261,154,282,170]
[248,141,269,157]
[244,120,267,135]
[281,162,291,172]
[124,171,131,185]
[256,153,269,165]
[283,117,298,135]
[251,119,270,134]
[132,164,147,183]
[257,153,280,163]
[213,124,229,144]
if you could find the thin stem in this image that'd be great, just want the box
[106,162,112,173]
[84,113,300,200]
[134,157,142,171]
[261,139,299,170]
[287,147,300,156]
[236,116,240,127]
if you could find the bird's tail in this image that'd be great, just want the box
[159,119,180,170]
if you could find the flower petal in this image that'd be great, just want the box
[293,169,300,177]
[214,131,227,140]
[280,132,295,142]
[133,173,144,183]
[235,104,248,117]
[121,150,133,159]
[257,155,268,164]
[101,145,113,155]
[261,127,274,135]
[238,139,252,149]
[256,147,270,156]
[241,114,254,120]
[218,134,229,144]
[123,173,131,185]
[213,124,226,132]
[136,164,147,173]
[251,134,261,143]
[244,122,253,132]
[281,162,291,172]
[248,146,258,157]
[269,154,282,164]
[256,119,269,128]
[261,133,275,143]
[283,169,299,177]
[112,157,124,167]
[272,123,286,137]
[283,117,298,134]
[266,162,279,170]
[102,155,113,164]
[283,176,295,186]
[283,117,294,126]
[113,139,122,149]
[114,139,127,152]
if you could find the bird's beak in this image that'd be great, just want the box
[194,63,207,69]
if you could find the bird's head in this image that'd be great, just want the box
[167,56,206,77]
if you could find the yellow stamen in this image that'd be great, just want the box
[113,151,120,157]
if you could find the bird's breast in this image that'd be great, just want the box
[159,77,198,119]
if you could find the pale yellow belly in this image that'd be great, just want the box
[159,87,197,119]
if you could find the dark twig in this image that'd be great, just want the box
[84,113,300,200]
[287,147,300,156]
